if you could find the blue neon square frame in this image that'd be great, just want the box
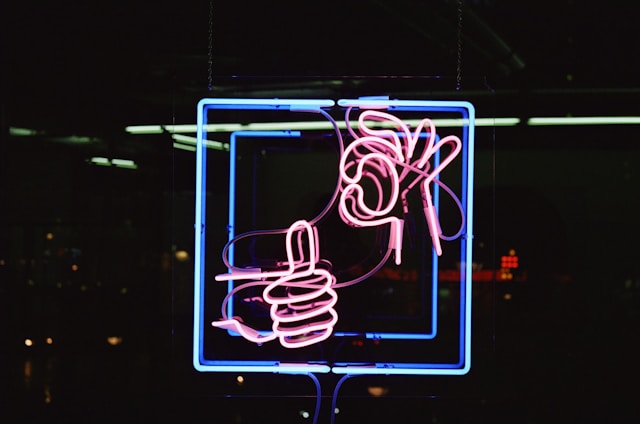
[194,98,474,375]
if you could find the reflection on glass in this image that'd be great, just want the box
[24,360,32,388]
[107,336,123,346]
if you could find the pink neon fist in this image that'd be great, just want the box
[213,220,338,348]
[339,110,462,259]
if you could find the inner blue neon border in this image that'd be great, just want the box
[193,98,474,375]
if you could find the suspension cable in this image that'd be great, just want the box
[207,0,213,91]
[456,0,463,91]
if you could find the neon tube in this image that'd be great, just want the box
[126,117,518,136]
[200,97,335,110]
[213,220,339,348]
[195,363,331,374]
[194,97,474,375]
[338,110,462,259]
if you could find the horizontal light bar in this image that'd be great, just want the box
[9,127,40,136]
[172,134,229,151]
[90,157,111,166]
[528,116,640,126]
[247,121,344,131]
[477,117,520,126]
[111,158,137,169]
[172,142,197,152]
[88,157,138,169]
[124,125,164,134]
[126,117,519,135]
[168,124,244,133]
[128,115,640,135]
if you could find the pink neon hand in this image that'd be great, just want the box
[339,110,462,260]
[213,220,339,348]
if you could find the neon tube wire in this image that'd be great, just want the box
[307,372,322,424]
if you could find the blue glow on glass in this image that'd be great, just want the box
[463,104,475,372]
[330,362,470,375]
[202,98,335,111]
[337,98,475,111]
[195,361,331,374]
[431,143,441,337]
[194,98,474,375]
[331,332,439,340]
[193,101,208,368]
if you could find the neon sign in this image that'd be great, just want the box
[193,97,475,375]
[338,108,463,261]
[213,219,340,348]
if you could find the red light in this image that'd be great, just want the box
[501,255,519,269]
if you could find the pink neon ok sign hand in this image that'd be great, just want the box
[338,110,462,261]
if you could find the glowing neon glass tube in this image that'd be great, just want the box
[221,130,443,345]
[193,98,475,375]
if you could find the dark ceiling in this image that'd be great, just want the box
[4,0,640,142]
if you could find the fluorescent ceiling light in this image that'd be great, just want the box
[12,128,97,144]
[89,157,137,169]
[528,116,640,126]
[166,124,244,133]
[90,157,111,166]
[126,117,519,136]
[476,117,520,126]
[9,127,40,136]
[50,135,97,144]
[171,134,229,151]
[127,115,640,138]
[171,134,199,144]
[111,158,137,169]
[124,125,164,134]
[173,142,197,152]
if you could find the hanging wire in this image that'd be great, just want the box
[330,374,354,424]
[456,0,463,91]
[207,0,214,91]
[306,373,322,424]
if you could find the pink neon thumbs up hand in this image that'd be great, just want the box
[212,220,339,348]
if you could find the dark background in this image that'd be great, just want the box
[2,1,640,422]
